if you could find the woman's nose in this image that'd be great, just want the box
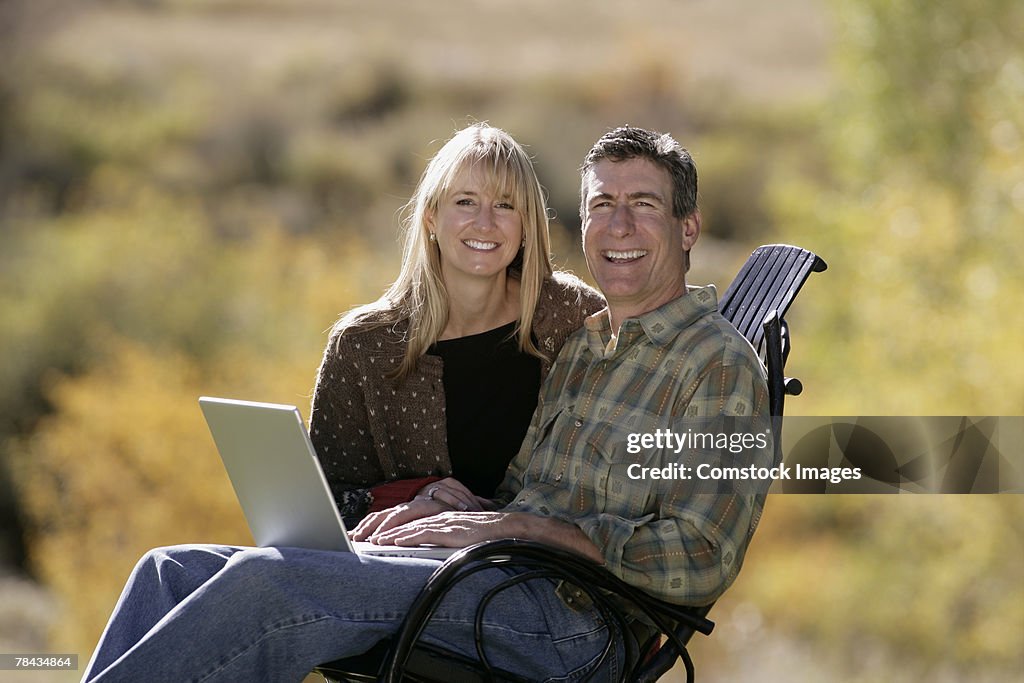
[474,205,495,230]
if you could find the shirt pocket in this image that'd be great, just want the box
[582,418,654,518]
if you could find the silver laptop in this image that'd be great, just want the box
[198,396,456,560]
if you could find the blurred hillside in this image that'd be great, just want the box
[1,1,1022,682]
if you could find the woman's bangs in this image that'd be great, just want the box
[440,149,532,217]
[480,150,533,216]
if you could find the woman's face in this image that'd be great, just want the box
[427,165,524,284]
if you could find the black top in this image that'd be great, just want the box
[428,321,541,497]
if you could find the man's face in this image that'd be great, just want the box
[582,157,700,322]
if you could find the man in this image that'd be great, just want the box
[82,126,771,682]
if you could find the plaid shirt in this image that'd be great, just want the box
[496,285,772,606]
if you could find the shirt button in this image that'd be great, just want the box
[555,474,562,482]
[574,420,583,428]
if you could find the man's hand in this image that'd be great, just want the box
[370,511,513,547]
[371,511,606,565]
[353,477,494,541]
[350,499,451,541]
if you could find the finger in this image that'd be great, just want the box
[350,510,389,540]
[390,529,446,546]
[386,526,461,547]
[474,496,497,511]
[367,501,448,541]
[355,504,418,541]
[365,507,419,540]
[433,487,476,511]
[373,515,453,545]
[415,477,463,499]
[390,523,483,548]
[437,477,477,500]
[419,482,469,510]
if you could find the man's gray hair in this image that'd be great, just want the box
[579,126,698,220]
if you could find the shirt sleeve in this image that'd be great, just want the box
[573,358,772,606]
[309,327,385,521]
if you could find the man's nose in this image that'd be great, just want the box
[608,204,635,237]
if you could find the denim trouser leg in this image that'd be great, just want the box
[82,544,621,683]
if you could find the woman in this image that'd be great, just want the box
[81,125,612,682]
[309,123,604,525]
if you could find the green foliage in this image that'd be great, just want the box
[831,0,1022,190]
[770,0,1024,415]
[728,0,1024,678]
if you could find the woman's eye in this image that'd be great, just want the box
[496,202,515,210]
[456,198,475,206]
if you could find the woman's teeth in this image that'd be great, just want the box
[464,239,499,251]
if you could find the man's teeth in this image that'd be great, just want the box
[604,249,647,261]
[464,239,499,251]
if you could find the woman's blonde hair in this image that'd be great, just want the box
[334,123,554,380]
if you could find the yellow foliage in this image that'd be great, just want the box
[739,496,1024,675]
[7,213,394,656]
[13,339,248,653]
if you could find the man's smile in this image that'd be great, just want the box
[601,249,648,264]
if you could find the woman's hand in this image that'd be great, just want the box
[414,477,493,512]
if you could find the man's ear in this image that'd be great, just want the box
[682,210,701,251]
[681,210,701,273]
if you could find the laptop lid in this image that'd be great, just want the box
[198,396,455,560]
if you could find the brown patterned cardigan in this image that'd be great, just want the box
[309,271,605,521]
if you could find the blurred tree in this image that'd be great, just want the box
[743,496,1024,678]
[13,339,252,651]
[773,0,1024,415]
[735,1,1024,679]
[8,220,390,654]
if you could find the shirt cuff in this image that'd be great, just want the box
[574,512,655,575]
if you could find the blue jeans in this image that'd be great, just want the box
[81,544,623,682]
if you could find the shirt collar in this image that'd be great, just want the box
[585,285,719,355]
